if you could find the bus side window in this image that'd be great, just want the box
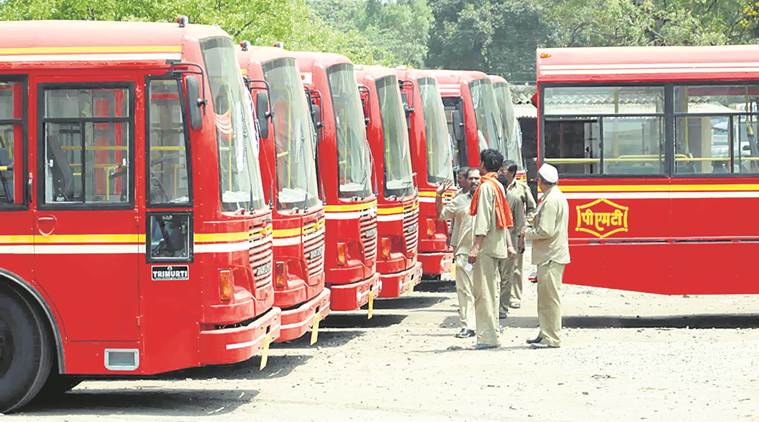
[148,79,190,205]
[42,87,132,205]
[0,80,25,207]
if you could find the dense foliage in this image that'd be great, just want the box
[1,0,757,81]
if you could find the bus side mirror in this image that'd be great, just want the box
[256,91,270,139]
[452,109,465,143]
[311,104,322,130]
[186,76,203,130]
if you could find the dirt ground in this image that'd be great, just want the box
[9,250,759,421]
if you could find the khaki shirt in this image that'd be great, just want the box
[506,179,537,246]
[440,191,473,257]
[472,181,510,259]
[526,185,570,266]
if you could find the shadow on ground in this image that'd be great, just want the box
[320,313,407,329]
[373,295,447,310]
[274,329,365,349]
[22,388,258,417]
[502,313,759,329]
[416,280,456,293]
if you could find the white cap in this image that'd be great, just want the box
[538,163,559,183]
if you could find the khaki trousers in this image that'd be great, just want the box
[510,251,525,304]
[537,260,565,347]
[498,255,516,314]
[454,254,475,330]
[473,253,509,346]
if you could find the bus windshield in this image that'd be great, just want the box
[327,63,373,199]
[493,82,524,168]
[377,75,414,198]
[419,77,453,183]
[201,37,265,212]
[264,58,320,211]
[470,79,505,156]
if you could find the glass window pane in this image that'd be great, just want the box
[674,116,731,174]
[149,213,190,260]
[603,116,664,174]
[45,122,83,202]
[544,118,601,175]
[734,114,759,174]
[45,88,129,118]
[84,122,129,203]
[0,81,23,120]
[544,86,665,115]
[377,75,414,198]
[0,124,21,205]
[149,80,189,204]
[674,85,759,114]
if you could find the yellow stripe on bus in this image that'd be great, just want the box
[273,227,301,238]
[0,45,182,55]
[323,200,377,212]
[561,184,759,193]
[195,232,249,243]
[0,234,146,244]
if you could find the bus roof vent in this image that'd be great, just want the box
[177,16,189,28]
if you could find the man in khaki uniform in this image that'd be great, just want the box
[468,149,515,349]
[498,162,536,315]
[523,164,570,348]
[436,168,480,338]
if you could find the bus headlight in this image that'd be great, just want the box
[336,242,347,266]
[219,269,234,302]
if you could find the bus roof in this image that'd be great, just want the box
[238,46,296,71]
[354,64,396,81]
[290,51,352,71]
[488,74,508,86]
[0,20,227,66]
[537,45,759,83]
[421,69,488,96]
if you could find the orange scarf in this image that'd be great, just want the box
[469,172,513,229]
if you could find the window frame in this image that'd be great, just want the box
[145,75,193,208]
[144,211,194,264]
[37,82,136,210]
[0,75,28,211]
[540,81,759,179]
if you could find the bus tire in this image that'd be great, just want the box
[0,284,54,413]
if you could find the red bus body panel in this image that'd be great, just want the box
[237,47,329,341]
[292,51,381,311]
[355,66,422,298]
[395,68,454,278]
[0,21,280,376]
[536,45,759,295]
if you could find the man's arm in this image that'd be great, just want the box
[525,199,558,240]
[524,183,537,222]
[468,184,493,263]
[435,180,453,219]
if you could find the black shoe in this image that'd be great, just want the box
[498,311,508,319]
[526,335,542,344]
[455,328,475,339]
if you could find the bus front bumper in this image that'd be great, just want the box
[378,261,422,298]
[418,251,453,278]
[198,306,281,366]
[328,272,381,311]
[276,288,331,342]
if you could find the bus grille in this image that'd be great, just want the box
[359,208,377,260]
[303,218,325,280]
[249,222,273,290]
[403,201,419,254]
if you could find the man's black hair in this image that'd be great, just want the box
[500,160,518,175]
[480,149,503,173]
[466,167,480,178]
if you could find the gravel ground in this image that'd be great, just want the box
[9,252,759,421]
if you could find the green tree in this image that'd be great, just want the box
[0,0,393,64]
[310,0,434,67]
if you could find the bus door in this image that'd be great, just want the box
[0,78,32,276]
[34,82,140,341]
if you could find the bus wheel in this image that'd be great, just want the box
[0,285,54,413]
[35,373,82,401]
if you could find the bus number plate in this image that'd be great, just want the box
[151,265,190,281]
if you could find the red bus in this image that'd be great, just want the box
[426,70,513,170]
[489,74,526,178]
[536,45,759,294]
[237,46,330,341]
[395,68,455,279]
[355,66,423,298]
[292,51,381,312]
[0,20,281,411]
